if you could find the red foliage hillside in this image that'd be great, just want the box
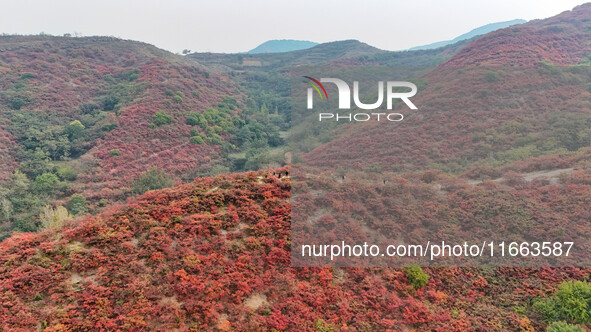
[0,36,243,203]
[1,167,589,331]
[445,3,591,66]
[302,4,591,174]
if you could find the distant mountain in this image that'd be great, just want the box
[193,40,385,70]
[409,19,526,50]
[247,39,318,54]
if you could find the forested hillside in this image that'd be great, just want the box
[0,36,285,238]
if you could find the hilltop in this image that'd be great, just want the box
[409,19,526,50]
[446,4,591,66]
[191,40,383,70]
[247,39,318,54]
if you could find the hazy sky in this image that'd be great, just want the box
[0,0,588,53]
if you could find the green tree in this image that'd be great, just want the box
[18,149,53,178]
[261,103,269,117]
[405,266,429,289]
[55,165,77,181]
[186,112,207,127]
[190,135,204,144]
[546,321,584,332]
[1,171,33,211]
[132,167,173,194]
[64,120,85,139]
[0,171,42,232]
[32,173,60,194]
[40,205,71,229]
[535,281,591,324]
[102,95,119,111]
[153,110,172,126]
[9,96,27,110]
[485,71,500,82]
[67,194,87,215]
[108,149,121,156]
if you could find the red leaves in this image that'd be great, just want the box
[1,167,590,330]
[402,298,431,324]
[267,310,289,331]
[265,247,290,266]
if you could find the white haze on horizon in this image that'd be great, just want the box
[0,0,588,54]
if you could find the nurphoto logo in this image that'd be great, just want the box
[304,76,418,122]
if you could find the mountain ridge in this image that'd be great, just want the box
[247,39,318,54]
[409,19,526,50]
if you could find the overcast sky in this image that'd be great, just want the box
[0,0,588,53]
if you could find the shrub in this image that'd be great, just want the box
[535,281,591,324]
[153,110,172,126]
[173,95,183,103]
[32,173,60,194]
[80,102,101,114]
[546,321,584,332]
[101,123,118,132]
[109,149,121,156]
[102,95,119,111]
[132,167,173,194]
[186,112,207,127]
[206,133,222,145]
[67,194,87,215]
[19,150,53,178]
[9,96,26,110]
[165,89,174,96]
[55,166,77,181]
[65,120,85,139]
[20,73,37,80]
[406,266,429,289]
[120,69,139,81]
[39,205,71,229]
[190,136,204,144]
[315,319,335,332]
[485,71,499,82]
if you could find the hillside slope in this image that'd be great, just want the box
[0,36,248,235]
[446,5,591,66]
[302,3,591,174]
[1,167,589,330]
